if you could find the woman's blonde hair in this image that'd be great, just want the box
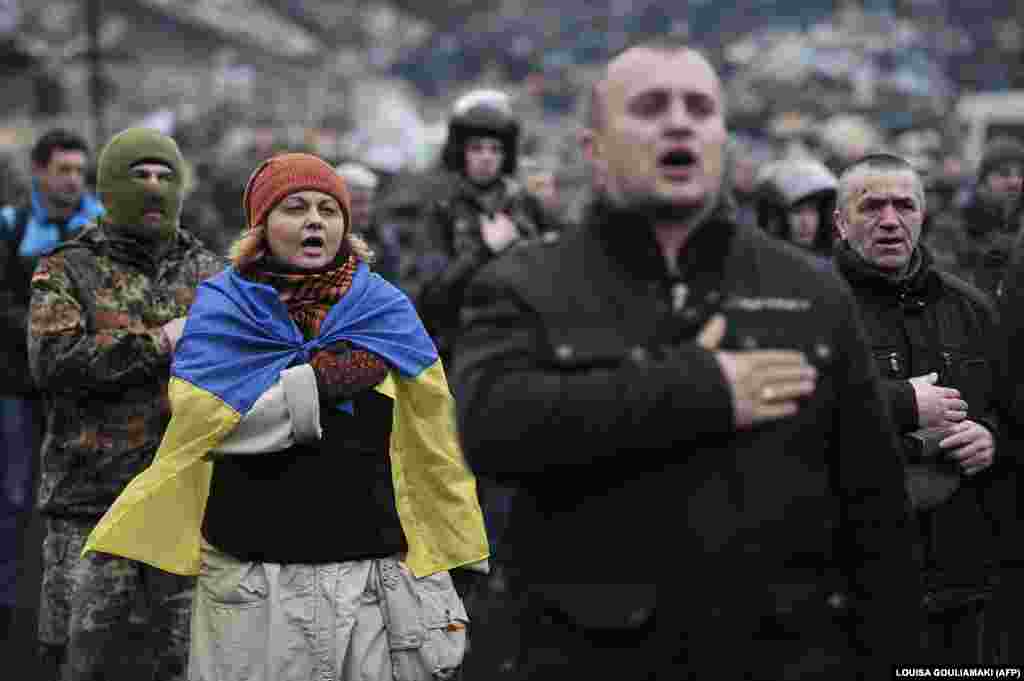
[228,222,375,272]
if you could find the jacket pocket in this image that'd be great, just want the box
[939,350,992,414]
[872,347,906,379]
[380,561,469,681]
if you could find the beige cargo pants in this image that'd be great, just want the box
[189,541,468,681]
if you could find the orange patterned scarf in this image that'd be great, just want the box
[249,254,358,340]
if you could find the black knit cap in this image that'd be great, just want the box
[978,137,1024,181]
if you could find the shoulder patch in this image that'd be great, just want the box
[31,259,50,283]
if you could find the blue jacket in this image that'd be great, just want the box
[0,186,104,394]
[0,184,104,256]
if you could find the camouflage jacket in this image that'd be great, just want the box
[28,223,226,517]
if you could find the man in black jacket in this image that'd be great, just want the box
[992,186,1024,663]
[962,137,1024,299]
[416,88,549,365]
[833,153,1005,663]
[452,38,919,680]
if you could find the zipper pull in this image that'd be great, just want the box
[888,352,901,375]
[940,351,953,383]
[671,282,689,313]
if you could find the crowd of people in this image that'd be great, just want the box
[1,36,1024,680]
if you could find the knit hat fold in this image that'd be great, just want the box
[243,153,351,231]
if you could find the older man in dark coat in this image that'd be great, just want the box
[833,152,1008,664]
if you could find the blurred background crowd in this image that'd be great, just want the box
[0,0,1022,299]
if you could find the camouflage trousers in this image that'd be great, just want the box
[38,516,193,681]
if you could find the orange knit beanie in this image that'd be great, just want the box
[243,153,352,231]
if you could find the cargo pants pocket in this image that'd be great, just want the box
[376,559,469,681]
[190,540,271,681]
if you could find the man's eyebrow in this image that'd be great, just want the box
[626,86,667,100]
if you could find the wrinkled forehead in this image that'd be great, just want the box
[849,170,921,201]
[604,48,722,110]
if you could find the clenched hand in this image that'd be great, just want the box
[480,213,520,254]
[940,420,995,476]
[159,317,188,354]
[909,372,968,429]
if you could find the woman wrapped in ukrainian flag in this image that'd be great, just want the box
[84,153,489,681]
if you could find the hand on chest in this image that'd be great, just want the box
[863,303,992,408]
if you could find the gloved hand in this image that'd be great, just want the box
[310,341,389,404]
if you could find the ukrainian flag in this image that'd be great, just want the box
[84,262,489,578]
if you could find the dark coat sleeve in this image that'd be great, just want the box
[415,202,486,345]
[998,254,1024,435]
[879,377,919,432]
[451,264,736,480]
[828,285,922,665]
[0,229,28,336]
[969,295,1006,467]
[990,253,1024,558]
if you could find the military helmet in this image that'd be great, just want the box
[441,89,520,175]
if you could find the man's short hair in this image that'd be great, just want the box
[584,34,701,131]
[31,128,89,168]
[837,152,925,214]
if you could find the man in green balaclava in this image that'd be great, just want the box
[97,126,186,245]
[27,127,225,681]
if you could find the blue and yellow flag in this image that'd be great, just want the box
[85,263,489,577]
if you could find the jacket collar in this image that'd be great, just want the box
[450,174,517,212]
[30,182,104,228]
[585,195,738,283]
[55,223,196,275]
[834,240,939,301]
